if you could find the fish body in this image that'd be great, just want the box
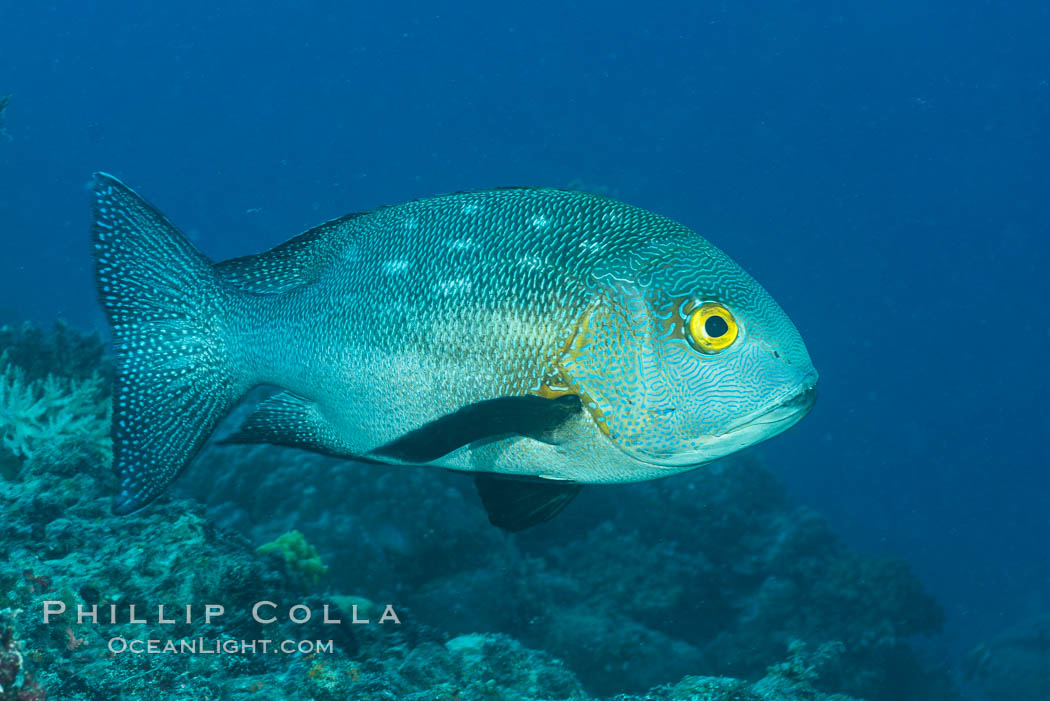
[92,174,817,528]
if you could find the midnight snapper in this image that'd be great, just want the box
[92,173,818,530]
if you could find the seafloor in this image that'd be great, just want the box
[0,322,1027,700]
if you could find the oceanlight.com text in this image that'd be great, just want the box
[107,637,335,655]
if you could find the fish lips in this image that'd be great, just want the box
[624,373,819,470]
[723,373,820,435]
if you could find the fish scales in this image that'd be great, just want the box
[235,189,669,433]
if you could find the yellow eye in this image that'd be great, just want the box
[687,303,739,353]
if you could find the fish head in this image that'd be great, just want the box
[557,230,818,473]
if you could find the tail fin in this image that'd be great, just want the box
[92,173,240,514]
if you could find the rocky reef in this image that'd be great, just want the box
[964,615,1050,701]
[0,322,968,700]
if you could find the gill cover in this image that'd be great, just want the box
[557,280,700,463]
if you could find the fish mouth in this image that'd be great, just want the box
[721,375,819,436]
[623,373,819,470]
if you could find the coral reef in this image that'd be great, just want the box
[0,322,971,700]
[0,609,46,701]
[0,321,112,479]
[0,360,111,472]
[0,437,306,698]
[964,614,1050,701]
[0,322,106,384]
[185,429,962,700]
[637,640,865,701]
[0,428,858,701]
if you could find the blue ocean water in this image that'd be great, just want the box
[1,1,1047,696]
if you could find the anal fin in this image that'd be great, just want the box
[473,473,583,532]
[220,392,350,458]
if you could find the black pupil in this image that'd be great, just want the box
[704,315,730,338]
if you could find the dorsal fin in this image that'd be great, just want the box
[216,214,361,293]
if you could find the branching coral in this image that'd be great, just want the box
[0,355,111,472]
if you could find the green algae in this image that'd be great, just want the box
[257,529,328,589]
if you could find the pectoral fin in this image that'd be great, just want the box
[473,473,583,532]
[370,394,582,463]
